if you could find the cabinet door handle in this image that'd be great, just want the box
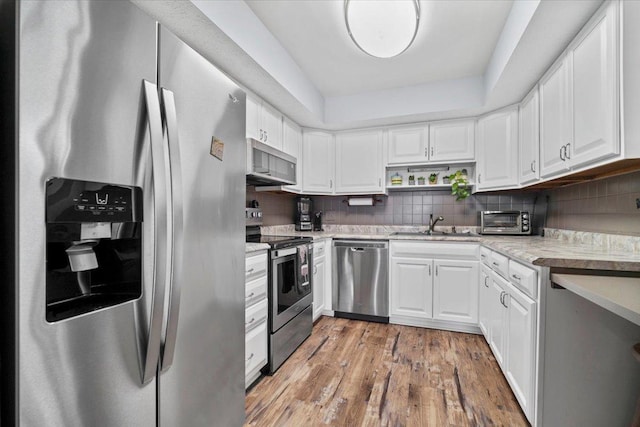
[430,146,434,157]
[484,276,489,288]
[560,145,566,161]
[435,265,438,276]
[502,293,509,308]
[264,131,268,142]
[511,274,521,281]
[330,179,333,189]
[478,173,482,183]
[565,143,571,159]
[247,352,254,361]
[428,265,431,276]
[499,291,505,305]
[379,178,382,187]
[424,148,428,157]
[530,160,535,173]
[259,129,264,141]
[314,266,318,274]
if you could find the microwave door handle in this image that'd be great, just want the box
[160,88,184,373]
[139,80,170,385]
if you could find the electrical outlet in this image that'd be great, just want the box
[636,198,640,209]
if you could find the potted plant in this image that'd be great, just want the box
[417,176,426,185]
[428,173,438,185]
[448,170,471,201]
[408,175,415,185]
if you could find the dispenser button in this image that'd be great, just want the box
[75,205,86,211]
[115,206,126,212]
[87,205,97,211]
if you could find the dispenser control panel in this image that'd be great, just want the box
[46,178,142,223]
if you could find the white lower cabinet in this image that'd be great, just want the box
[245,251,268,388]
[505,283,536,419]
[433,260,479,323]
[478,265,491,336]
[390,256,433,319]
[389,241,479,332]
[480,247,538,424]
[312,240,327,321]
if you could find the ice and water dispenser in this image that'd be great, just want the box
[46,178,143,322]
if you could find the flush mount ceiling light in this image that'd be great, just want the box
[344,0,420,59]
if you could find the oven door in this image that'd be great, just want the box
[270,246,312,332]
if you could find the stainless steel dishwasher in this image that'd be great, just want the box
[332,240,389,323]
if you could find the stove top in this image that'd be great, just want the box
[246,233,312,249]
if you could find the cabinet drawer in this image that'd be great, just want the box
[246,275,268,307]
[480,247,492,266]
[390,241,479,259]
[245,299,268,333]
[313,240,326,257]
[490,251,509,279]
[246,252,268,282]
[508,260,538,299]
[245,321,267,373]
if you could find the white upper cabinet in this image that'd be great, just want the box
[302,130,335,194]
[519,88,540,186]
[245,93,283,151]
[282,117,302,192]
[540,58,572,178]
[335,129,384,194]
[387,124,429,165]
[570,1,619,169]
[429,119,475,162]
[540,1,619,179]
[476,107,519,190]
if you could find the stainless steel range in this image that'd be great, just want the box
[246,208,313,373]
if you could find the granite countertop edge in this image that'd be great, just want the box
[254,231,640,272]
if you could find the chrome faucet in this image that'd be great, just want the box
[428,214,444,235]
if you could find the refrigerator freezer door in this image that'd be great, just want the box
[157,27,246,426]
[18,2,158,425]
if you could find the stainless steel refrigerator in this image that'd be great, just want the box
[0,1,246,425]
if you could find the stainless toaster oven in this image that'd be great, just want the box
[480,210,531,235]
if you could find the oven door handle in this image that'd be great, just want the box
[272,247,298,258]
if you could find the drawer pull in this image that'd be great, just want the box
[247,352,254,361]
[511,274,521,281]
[246,317,255,325]
[492,262,500,267]
[246,292,255,299]
[246,268,254,274]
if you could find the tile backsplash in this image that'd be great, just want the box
[246,186,296,226]
[545,170,640,235]
[312,191,537,227]
[248,169,640,234]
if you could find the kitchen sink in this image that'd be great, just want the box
[390,231,479,237]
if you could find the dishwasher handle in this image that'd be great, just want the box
[333,240,388,250]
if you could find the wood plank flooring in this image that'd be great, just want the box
[245,317,528,427]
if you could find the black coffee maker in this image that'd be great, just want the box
[295,197,312,231]
[313,211,323,232]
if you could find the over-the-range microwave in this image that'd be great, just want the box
[246,139,297,186]
[480,210,531,235]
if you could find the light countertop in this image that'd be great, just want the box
[255,228,640,272]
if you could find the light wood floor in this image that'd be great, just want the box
[245,316,528,427]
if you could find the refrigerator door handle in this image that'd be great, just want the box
[159,88,184,373]
[139,80,171,384]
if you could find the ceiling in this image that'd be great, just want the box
[134,0,604,130]
[245,0,514,98]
